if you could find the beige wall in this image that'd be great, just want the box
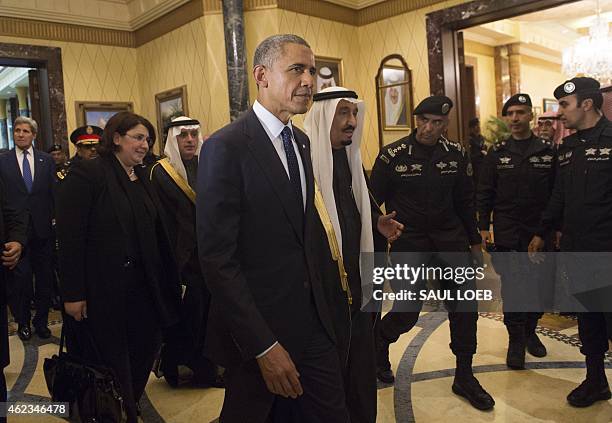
[0,35,141,156]
[1,0,465,166]
[464,39,497,127]
[520,55,565,116]
[137,13,229,150]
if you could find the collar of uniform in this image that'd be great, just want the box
[575,117,610,145]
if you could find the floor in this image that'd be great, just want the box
[5,310,612,422]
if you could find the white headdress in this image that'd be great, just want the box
[163,116,203,182]
[303,86,374,266]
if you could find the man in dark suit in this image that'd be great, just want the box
[197,34,349,423]
[1,177,26,423]
[0,116,55,341]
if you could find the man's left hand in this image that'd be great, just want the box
[377,211,404,243]
[470,244,484,267]
[2,241,23,269]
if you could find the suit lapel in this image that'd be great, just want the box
[102,157,132,243]
[31,150,45,192]
[243,109,304,243]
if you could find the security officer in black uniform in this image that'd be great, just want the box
[530,77,611,408]
[477,93,553,369]
[56,125,103,182]
[370,96,495,411]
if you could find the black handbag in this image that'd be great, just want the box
[43,321,127,423]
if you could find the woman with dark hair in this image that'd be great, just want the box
[56,111,181,422]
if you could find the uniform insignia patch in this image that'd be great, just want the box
[387,143,407,158]
[441,103,450,114]
[599,148,611,156]
[436,162,447,169]
[541,155,553,162]
[379,154,390,164]
[564,82,576,93]
[411,164,422,172]
[395,164,408,173]
[586,148,597,155]
[449,161,458,168]
[86,126,93,134]
[529,156,540,163]
[518,95,526,103]
[467,163,473,176]
[500,157,511,164]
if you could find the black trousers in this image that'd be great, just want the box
[493,245,546,330]
[7,234,53,327]
[380,243,479,357]
[577,312,610,357]
[220,317,349,423]
[344,310,376,423]
[0,369,6,423]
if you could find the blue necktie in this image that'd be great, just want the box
[281,126,303,208]
[22,150,33,193]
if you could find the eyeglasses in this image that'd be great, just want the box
[124,133,152,143]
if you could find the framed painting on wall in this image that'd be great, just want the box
[314,56,343,94]
[543,98,558,113]
[378,64,414,131]
[75,101,133,129]
[156,85,189,151]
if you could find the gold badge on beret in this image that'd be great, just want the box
[86,126,93,134]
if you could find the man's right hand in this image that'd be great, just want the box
[480,230,492,247]
[64,301,87,321]
[256,343,303,399]
[528,235,546,264]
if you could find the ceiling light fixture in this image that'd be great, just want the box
[562,0,611,85]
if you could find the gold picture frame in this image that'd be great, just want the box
[314,56,344,94]
[75,101,133,129]
[155,85,189,151]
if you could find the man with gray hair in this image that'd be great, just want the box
[198,34,349,422]
[0,116,55,341]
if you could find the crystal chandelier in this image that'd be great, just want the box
[562,4,612,85]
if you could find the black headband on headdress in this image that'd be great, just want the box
[313,90,358,102]
[166,119,200,130]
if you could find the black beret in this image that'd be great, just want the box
[70,125,103,145]
[502,93,532,116]
[553,77,600,100]
[47,144,63,153]
[413,95,453,116]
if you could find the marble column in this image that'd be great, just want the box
[507,43,522,96]
[222,0,249,121]
[0,99,7,149]
[16,86,30,117]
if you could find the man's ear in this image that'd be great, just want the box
[253,65,268,88]
[581,97,594,112]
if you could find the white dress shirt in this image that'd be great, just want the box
[16,145,35,180]
[253,100,307,210]
[251,101,308,358]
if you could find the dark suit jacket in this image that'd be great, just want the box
[56,156,181,345]
[0,148,55,239]
[197,108,335,367]
[0,178,27,368]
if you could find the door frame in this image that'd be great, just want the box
[426,0,577,141]
[0,42,67,151]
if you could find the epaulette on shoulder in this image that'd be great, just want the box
[492,139,507,152]
[56,166,69,181]
[538,137,553,148]
[378,138,409,164]
[443,138,465,154]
